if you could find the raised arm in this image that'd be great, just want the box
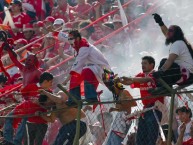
[7,48,24,71]
[152,13,168,37]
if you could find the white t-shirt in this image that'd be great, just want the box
[169,40,193,73]
[178,121,192,142]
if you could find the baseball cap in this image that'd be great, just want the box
[34,21,44,28]
[23,24,34,32]
[44,16,55,23]
[53,18,65,26]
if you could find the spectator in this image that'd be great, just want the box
[177,122,193,145]
[43,32,58,59]
[62,29,111,105]
[112,14,122,30]
[33,21,45,40]
[3,42,41,86]
[38,89,87,145]
[23,23,36,43]
[71,0,93,20]
[103,72,136,145]
[22,2,37,23]
[14,38,29,59]
[51,0,73,22]
[53,18,64,31]
[149,14,193,95]
[25,0,53,20]
[120,56,163,145]
[176,106,193,142]
[78,20,95,42]
[3,72,55,145]
[9,0,30,39]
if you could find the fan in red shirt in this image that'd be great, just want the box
[25,0,54,20]
[9,0,31,40]
[120,56,164,145]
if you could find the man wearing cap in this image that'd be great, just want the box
[53,18,64,31]
[112,14,123,30]
[33,21,45,36]
[9,0,31,39]
[44,16,55,33]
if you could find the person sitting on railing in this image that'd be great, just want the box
[148,13,193,95]
[38,88,87,145]
[62,29,111,105]
[119,56,163,145]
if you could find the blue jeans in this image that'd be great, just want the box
[53,120,87,145]
[68,81,98,103]
[136,110,162,145]
[106,131,124,145]
[3,112,27,145]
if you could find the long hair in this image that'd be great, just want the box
[166,25,193,59]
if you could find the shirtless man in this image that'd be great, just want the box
[103,70,136,145]
[39,89,87,145]
[5,46,41,86]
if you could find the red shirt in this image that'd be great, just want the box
[131,72,164,107]
[26,0,54,19]
[21,83,40,100]
[13,83,52,126]
[12,12,30,29]
[11,12,30,40]
[14,100,47,124]
[183,138,193,145]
